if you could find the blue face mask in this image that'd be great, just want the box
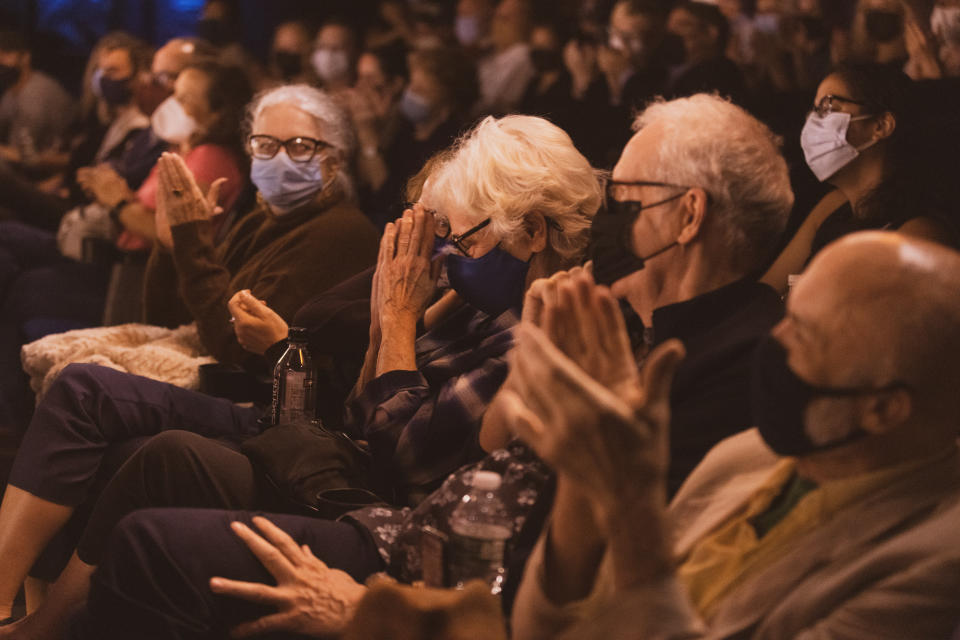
[445,244,529,317]
[400,88,433,125]
[250,153,325,215]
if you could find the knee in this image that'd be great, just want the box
[48,363,110,397]
[130,431,211,472]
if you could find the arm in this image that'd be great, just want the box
[761,189,847,295]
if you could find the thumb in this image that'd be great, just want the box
[207,177,227,213]
[640,339,686,408]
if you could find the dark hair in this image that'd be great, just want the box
[618,0,670,21]
[364,42,408,81]
[409,46,479,115]
[828,63,954,228]
[0,29,29,54]
[675,1,731,49]
[97,31,154,76]
[186,61,253,162]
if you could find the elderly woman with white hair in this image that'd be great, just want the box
[0,114,603,639]
[0,83,379,632]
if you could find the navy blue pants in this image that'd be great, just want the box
[70,508,383,640]
[7,363,263,578]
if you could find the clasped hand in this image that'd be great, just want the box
[372,207,442,335]
[228,290,289,355]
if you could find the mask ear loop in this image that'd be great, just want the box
[849,113,883,153]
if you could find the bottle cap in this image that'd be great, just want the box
[472,471,502,491]
[288,327,309,342]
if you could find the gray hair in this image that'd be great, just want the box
[428,115,604,269]
[245,84,355,199]
[633,94,794,274]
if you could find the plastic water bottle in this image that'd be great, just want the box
[270,327,315,424]
[448,471,512,594]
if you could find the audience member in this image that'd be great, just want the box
[476,0,535,113]
[763,62,958,293]
[667,1,750,105]
[0,114,600,635]
[509,231,960,639]
[455,0,496,51]
[0,30,76,165]
[361,46,478,229]
[311,21,359,94]
[267,21,317,85]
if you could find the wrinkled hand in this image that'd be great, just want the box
[228,290,289,355]
[156,152,226,229]
[209,517,366,638]
[76,164,134,209]
[501,303,685,522]
[904,13,942,80]
[377,208,441,327]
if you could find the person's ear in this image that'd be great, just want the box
[676,187,708,246]
[521,211,548,253]
[873,112,896,142]
[321,153,341,187]
[859,388,912,434]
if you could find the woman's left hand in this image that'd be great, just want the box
[156,152,226,227]
[76,164,135,209]
[209,516,366,638]
[228,290,289,355]
[378,208,441,327]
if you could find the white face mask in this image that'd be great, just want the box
[800,111,876,182]
[151,96,200,144]
[931,6,960,43]
[311,49,350,82]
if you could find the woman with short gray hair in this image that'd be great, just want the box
[0,84,380,632]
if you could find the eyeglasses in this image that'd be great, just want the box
[811,94,867,117]
[403,201,491,256]
[605,180,691,217]
[247,135,332,163]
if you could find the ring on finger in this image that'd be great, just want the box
[172,188,184,197]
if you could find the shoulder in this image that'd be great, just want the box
[672,429,778,504]
[897,216,959,246]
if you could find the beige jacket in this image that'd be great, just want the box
[512,429,960,640]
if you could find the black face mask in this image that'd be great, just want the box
[99,74,133,107]
[0,64,21,93]
[273,51,303,79]
[530,48,563,74]
[751,334,907,457]
[865,10,903,43]
[587,183,686,286]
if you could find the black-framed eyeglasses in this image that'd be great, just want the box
[439,217,491,256]
[605,180,691,217]
[247,135,332,163]
[811,94,867,117]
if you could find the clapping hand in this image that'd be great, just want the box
[76,164,135,209]
[209,516,366,638]
[155,152,226,248]
[500,270,685,524]
[228,290,289,355]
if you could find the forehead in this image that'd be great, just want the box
[253,103,323,139]
[99,47,133,71]
[357,53,383,76]
[815,74,853,103]
[274,24,310,49]
[317,25,351,47]
[153,43,189,75]
[611,5,657,32]
[612,124,663,181]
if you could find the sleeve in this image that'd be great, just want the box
[348,353,510,489]
[168,218,244,363]
[142,244,191,328]
[793,554,960,640]
[511,535,706,640]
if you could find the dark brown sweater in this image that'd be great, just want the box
[143,197,379,365]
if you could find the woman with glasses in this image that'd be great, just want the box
[0,84,378,628]
[0,115,602,636]
[763,62,958,294]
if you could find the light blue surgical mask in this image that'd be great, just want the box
[400,88,433,125]
[250,152,325,215]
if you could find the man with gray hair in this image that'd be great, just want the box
[508,231,960,638]
[579,92,792,495]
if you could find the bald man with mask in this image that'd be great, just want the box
[509,231,960,639]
